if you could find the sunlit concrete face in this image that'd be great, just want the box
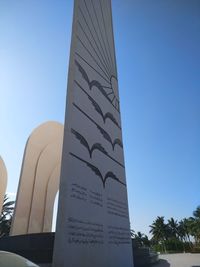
[10,121,63,235]
[53,1,134,267]
[0,156,7,213]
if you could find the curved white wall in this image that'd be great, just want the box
[0,156,7,213]
[11,121,63,235]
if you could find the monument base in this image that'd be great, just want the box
[0,234,152,267]
[0,232,54,265]
[132,239,159,266]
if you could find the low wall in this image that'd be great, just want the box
[0,233,54,264]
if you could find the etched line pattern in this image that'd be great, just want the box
[74,79,121,129]
[69,152,126,188]
[68,0,126,190]
[76,35,110,82]
[71,128,124,168]
[99,0,115,72]
[107,198,128,219]
[75,58,120,112]
[89,0,114,74]
[70,183,87,202]
[89,190,103,207]
[77,19,110,79]
[68,217,104,245]
[79,1,111,76]
[76,0,120,112]
[73,103,123,151]
[108,225,131,245]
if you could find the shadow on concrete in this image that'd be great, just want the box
[152,259,170,267]
[191,266,200,267]
[0,233,54,264]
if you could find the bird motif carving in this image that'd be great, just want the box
[73,103,123,151]
[75,59,120,112]
[71,129,124,167]
[70,152,126,188]
[75,80,121,129]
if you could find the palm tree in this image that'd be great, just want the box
[181,218,193,245]
[193,206,200,219]
[178,220,188,252]
[0,195,15,238]
[141,234,151,247]
[168,217,179,239]
[149,216,168,253]
[167,217,182,251]
[188,216,200,245]
[135,231,146,247]
[131,230,151,247]
[193,206,200,244]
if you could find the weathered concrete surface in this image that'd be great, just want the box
[155,253,200,267]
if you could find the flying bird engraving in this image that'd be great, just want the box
[71,128,107,158]
[75,59,120,112]
[96,125,123,151]
[73,103,123,151]
[70,152,126,188]
[74,80,121,129]
[71,129,124,168]
[88,93,120,129]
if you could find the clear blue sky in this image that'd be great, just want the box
[0,0,200,236]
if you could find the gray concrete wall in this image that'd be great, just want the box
[53,1,133,267]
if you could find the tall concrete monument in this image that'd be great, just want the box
[11,121,63,235]
[0,156,7,213]
[53,1,134,267]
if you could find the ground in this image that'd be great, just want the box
[154,253,200,267]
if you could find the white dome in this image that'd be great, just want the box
[0,251,39,267]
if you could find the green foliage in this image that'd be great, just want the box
[191,247,200,253]
[149,216,169,252]
[131,230,151,248]
[0,195,15,238]
[148,205,200,253]
[165,239,184,252]
[193,206,200,219]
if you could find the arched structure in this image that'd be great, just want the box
[0,156,7,213]
[10,121,63,236]
[43,165,60,232]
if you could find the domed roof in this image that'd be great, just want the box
[0,251,39,267]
